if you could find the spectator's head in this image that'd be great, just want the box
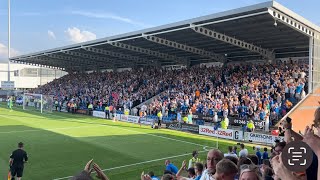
[313,107,320,130]
[248,155,259,165]
[214,159,238,180]
[238,157,253,170]
[273,141,286,156]
[228,146,233,153]
[18,142,24,149]
[187,167,196,178]
[206,149,224,174]
[165,160,170,166]
[240,144,245,150]
[260,160,272,177]
[239,164,261,180]
[255,146,261,152]
[262,159,271,168]
[224,156,239,167]
[148,171,155,177]
[161,174,175,180]
[194,162,204,175]
[262,167,273,180]
[163,170,174,175]
[264,147,268,152]
[233,146,238,152]
[192,150,199,158]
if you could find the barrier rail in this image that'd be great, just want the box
[86,111,284,145]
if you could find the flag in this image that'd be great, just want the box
[7,171,11,180]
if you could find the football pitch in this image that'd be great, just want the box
[0,105,255,180]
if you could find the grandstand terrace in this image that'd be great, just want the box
[11,1,320,129]
[4,1,320,179]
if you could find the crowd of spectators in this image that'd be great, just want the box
[74,125,319,180]
[145,62,308,127]
[34,68,172,110]
[34,61,308,130]
[31,60,319,180]
[135,107,319,180]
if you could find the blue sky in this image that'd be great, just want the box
[0,0,319,62]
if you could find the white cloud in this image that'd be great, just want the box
[48,30,56,39]
[0,43,20,62]
[70,10,151,28]
[65,27,97,43]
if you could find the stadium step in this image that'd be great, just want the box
[283,89,320,133]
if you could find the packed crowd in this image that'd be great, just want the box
[34,62,307,128]
[72,107,320,180]
[146,62,308,126]
[34,68,172,109]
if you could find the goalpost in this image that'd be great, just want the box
[23,93,53,113]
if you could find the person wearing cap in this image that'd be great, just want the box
[9,142,28,180]
[188,151,201,169]
[247,120,255,132]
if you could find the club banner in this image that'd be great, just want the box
[93,111,106,118]
[76,109,88,115]
[117,115,140,124]
[199,125,243,140]
[244,132,284,144]
[119,114,128,122]
[127,115,139,123]
[116,114,122,120]
[165,122,199,133]
[139,117,155,125]
[229,117,265,129]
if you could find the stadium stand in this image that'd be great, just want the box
[33,61,308,131]
[7,0,320,179]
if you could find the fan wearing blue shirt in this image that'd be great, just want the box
[296,84,303,94]
[262,147,269,160]
[259,111,266,121]
[165,160,178,174]
[255,146,262,165]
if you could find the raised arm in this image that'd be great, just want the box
[176,160,187,177]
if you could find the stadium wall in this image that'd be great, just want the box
[0,63,66,89]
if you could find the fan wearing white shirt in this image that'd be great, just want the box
[200,149,224,180]
[239,144,248,158]
[224,146,238,158]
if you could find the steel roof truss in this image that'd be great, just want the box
[190,24,275,60]
[108,41,189,65]
[143,35,226,63]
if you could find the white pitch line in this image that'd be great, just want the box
[0,125,105,134]
[53,149,209,180]
[2,112,214,180]
[2,113,208,148]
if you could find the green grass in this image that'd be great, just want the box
[0,105,259,180]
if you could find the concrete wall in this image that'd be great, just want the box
[0,63,66,89]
